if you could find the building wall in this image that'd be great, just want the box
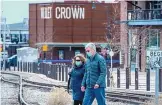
[120,1,128,69]
[29,2,120,47]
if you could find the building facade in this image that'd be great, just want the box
[120,1,162,71]
[29,1,120,65]
[1,18,29,57]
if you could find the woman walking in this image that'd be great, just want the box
[68,54,86,105]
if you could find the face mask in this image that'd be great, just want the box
[86,52,92,57]
[75,61,82,66]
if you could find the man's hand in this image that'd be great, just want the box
[81,86,85,92]
[94,84,99,89]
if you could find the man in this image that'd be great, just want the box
[81,43,107,105]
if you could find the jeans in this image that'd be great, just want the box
[82,87,106,105]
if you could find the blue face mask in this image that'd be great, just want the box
[75,61,82,67]
[86,52,92,57]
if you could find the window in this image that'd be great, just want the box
[58,50,64,60]
[22,34,27,42]
[11,34,19,43]
[131,48,137,63]
[147,29,160,49]
[128,29,138,48]
[75,50,80,55]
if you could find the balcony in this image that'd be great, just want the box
[127,9,162,25]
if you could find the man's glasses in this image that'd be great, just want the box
[76,60,81,61]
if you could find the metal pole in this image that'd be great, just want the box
[155,67,159,105]
[0,52,1,70]
[111,54,112,73]
[3,18,6,70]
[146,68,150,91]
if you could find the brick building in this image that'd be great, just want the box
[29,1,120,65]
[121,1,162,71]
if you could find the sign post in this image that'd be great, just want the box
[42,45,48,60]
[147,50,162,105]
[109,49,114,87]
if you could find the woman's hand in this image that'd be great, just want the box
[81,86,85,92]
[94,84,99,89]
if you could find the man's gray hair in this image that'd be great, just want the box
[85,43,96,52]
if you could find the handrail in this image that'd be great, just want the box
[128,9,162,12]
[38,59,120,63]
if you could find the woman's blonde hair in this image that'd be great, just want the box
[72,54,86,66]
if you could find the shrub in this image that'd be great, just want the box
[47,87,72,105]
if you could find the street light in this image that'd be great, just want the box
[109,49,114,72]
[107,48,114,87]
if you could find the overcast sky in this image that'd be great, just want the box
[1,0,117,24]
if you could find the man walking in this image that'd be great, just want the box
[81,43,107,105]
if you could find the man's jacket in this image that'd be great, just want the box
[81,53,107,88]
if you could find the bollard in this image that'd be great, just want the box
[20,62,22,72]
[135,68,138,90]
[66,66,69,82]
[18,62,19,71]
[107,67,110,87]
[117,68,120,88]
[146,68,150,91]
[9,62,11,71]
[14,61,15,71]
[159,69,162,92]
[126,67,129,89]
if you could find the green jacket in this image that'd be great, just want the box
[81,53,107,88]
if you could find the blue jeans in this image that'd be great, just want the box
[83,88,106,105]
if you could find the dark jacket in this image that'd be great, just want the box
[69,64,85,101]
[81,53,107,88]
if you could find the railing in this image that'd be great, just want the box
[2,61,162,92]
[128,9,162,20]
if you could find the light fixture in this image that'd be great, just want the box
[92,1,96,9]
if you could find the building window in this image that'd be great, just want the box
[11,34,19,44]
[26,34,29,42]
[128,29,138,63]
[75,50,80,55]
[147,29,160,49]
[58,50,64,60]
[22,34,27,42]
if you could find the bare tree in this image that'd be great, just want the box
[102,3,153,87]
[36,29,55,59]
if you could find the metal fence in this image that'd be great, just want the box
[2,61,162,92]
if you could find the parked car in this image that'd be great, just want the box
[7,55,17,66]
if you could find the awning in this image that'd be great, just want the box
[35,42,109,47]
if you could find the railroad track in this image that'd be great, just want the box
[106,90,154,105]
[1,72,60,105]
[1,71,154,105]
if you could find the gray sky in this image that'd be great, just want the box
[1,0,53,24]
[1,0,116,24]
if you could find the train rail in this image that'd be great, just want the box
[1,72,56,105]
[1,71,154,105]
[106,90,154,105]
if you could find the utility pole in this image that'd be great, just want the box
[2,17,6,70]
[1,6,6,70]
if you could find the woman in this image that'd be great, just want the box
[68,54,86,105]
